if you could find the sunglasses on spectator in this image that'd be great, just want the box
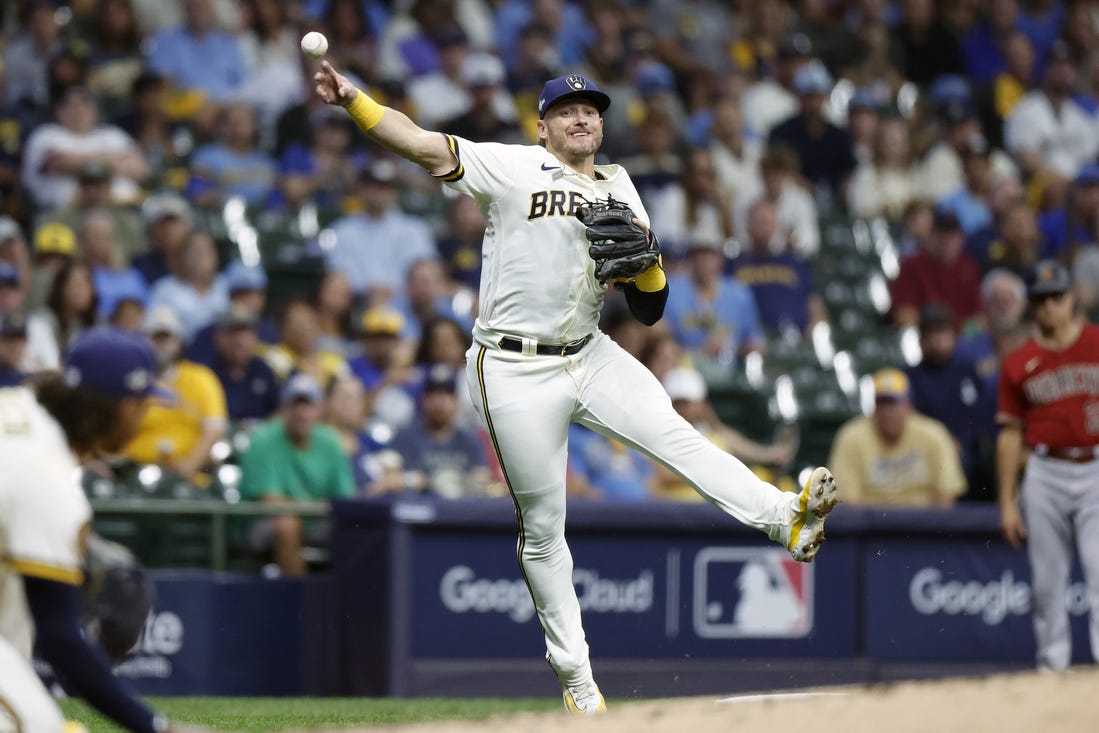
[1029,291,1068,305]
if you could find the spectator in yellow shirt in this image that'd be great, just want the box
[124,306,227,484]
[828,368,966,506]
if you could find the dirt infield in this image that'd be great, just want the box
[344,669,1095,733]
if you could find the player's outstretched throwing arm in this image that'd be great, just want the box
[313,61,456,178]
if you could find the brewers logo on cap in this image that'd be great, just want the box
[566,74,586,90]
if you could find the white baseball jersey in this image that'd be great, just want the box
[0,386,89,662]
[436,135,650,345]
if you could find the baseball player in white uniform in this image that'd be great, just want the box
[0,329,199,732]
[315,61,838,713]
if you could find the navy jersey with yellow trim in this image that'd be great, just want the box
[432,134,650,344]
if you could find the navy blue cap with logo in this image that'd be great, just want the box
[1027,260,1072,297]
[538,74,611,119]
[63,327,171,401]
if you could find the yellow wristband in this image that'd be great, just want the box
[634,260,666,292]
[346,89,385,131]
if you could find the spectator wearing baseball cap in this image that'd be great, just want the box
[123,306,228,484]
[207,304,280,422]
[133,192,193,286]
[25,221,76,311]
[891,206,984,330]
[768,60,858,199]
[185,260,276,366]
[347,305,407,391]
[0,311,29,387]
[238,371,355,575]
[827,367,967,506]
[388,364,492,499]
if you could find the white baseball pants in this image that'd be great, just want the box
[466,331,800,687]
[1020,455,1099,670]
[0,635,64,733]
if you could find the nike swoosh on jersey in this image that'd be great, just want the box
[540,163,561,171]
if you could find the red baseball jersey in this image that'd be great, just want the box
[998,323,1099,447]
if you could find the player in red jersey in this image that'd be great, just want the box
[997,260,1099,671]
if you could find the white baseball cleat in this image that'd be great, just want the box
[784,467,838,563]
[562,680,607,714]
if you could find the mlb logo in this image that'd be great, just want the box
[692,547,813,639]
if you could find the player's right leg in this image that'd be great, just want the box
[573,334,836,561]
[465,345,598,696]
[0,635,66,733]
[1021,457,1076,671]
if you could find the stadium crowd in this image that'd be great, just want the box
[2,0,1098,571]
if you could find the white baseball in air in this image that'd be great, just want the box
[300,31,329,59]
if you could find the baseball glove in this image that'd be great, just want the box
[82,534,155,661]
[575,197,660,284]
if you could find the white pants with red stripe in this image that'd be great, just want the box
[465,330,799,687]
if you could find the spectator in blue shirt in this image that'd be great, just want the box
[1038,164,1099,258]
[147,229,228,342]
[0,312,28,387]
[145,0,245,102]
[208,305,280,423]
[391,258,474,342]
[731,199,827,337]
[325,159,437,297]
[665,241,765,366]
[768,60,857,200]
[389,365,490,498]
[347,305,407,392]
[189,103,277,207]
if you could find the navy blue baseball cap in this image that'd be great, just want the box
[538,74,611,119]
[63,327,171,401]
[1027,260,1072,297]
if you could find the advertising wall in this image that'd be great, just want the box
[59,500,1092,696]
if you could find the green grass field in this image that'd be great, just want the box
[59,697,564,731]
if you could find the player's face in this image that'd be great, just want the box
[538,102,604,164]
[1031,290,1074,330]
